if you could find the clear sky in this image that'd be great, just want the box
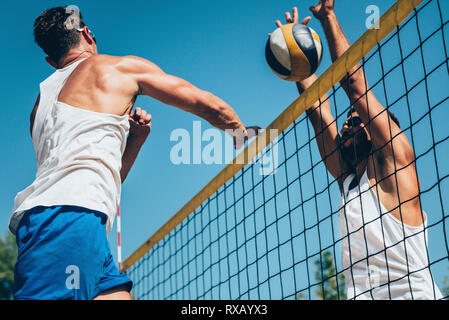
[1,0,448,297]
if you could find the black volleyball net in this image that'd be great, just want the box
[124,0,449,300]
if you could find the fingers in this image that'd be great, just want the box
[133,107,144,123]
[292,7,299,23]
[131,107,152,126]
[245,126,262,140]
[139,109,147,124]
[145,112,152,125]
[270,8,314,36]
[302,16,312,25]
[233,126,263,150]
[279,7,301,28]
[132,107,141,120]
[285,11,292,23]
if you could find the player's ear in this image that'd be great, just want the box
[79,26,96,45]
[45,56,59,69]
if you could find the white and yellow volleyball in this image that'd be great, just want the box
[266,23,323,82]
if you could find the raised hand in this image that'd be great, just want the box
[275,7,312,28]
[233,126,262,150]
[309,0,335,21]
[129,107,152,138]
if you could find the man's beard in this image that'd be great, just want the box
[340,130,373,168]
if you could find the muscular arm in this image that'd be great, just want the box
[120,108,152,183]
[297,74,347,187]
[277,7,347,187]
[120,133,147,182]
[121,56,246,134]
[318,10,415,167]
[313,1,423,226]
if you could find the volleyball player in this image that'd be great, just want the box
[11,6,253,300]
[275,1,442,299]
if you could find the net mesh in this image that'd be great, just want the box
[125,0,449,300]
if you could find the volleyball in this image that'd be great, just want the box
[265,23,323,82]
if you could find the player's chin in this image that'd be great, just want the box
[340,136,353,149]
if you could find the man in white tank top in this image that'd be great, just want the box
[11,6,256,300]
[274,1,442,299]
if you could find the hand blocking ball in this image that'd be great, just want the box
[266,23,323,82]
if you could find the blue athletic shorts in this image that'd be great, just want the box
[13,205,133,300]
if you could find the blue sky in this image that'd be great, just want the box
[1,0,449,298]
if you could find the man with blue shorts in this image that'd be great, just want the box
[11,6,252,300]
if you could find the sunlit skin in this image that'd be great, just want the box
[31,26,255,152]
[40,26,260,140]
[31,18,252,299]
[276,1,424,228]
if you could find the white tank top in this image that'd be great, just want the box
[9,59,130,235]
[339,170,442,299]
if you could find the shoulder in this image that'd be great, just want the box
[110,55,164,75]
[80,54,122,67]
[79,54,159,73]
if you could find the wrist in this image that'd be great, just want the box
[296,81,307,94]
[128,129,150,143]
[319,11,337,24]
[306,104,320,117]
[296,73,318,93]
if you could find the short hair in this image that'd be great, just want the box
[347,107,400,128]
[33,6,86,63]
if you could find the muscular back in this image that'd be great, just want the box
[57,55,139,116]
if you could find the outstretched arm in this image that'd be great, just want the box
[298,74,346,186]
[312,0,425,226]
[276,7,347,187]
[121,56,254,148]
[311,0,415,166]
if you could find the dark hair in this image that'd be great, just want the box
[347,107,400,128]
[33,6,86,63]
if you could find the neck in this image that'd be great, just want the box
[58,49,93,69]
[346,158,368,178]
[356,160,367,179]
[346,159,368,191]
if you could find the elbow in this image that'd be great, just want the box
[391,143,416,169]
[402,147,416,167]
[341,74,367,102]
